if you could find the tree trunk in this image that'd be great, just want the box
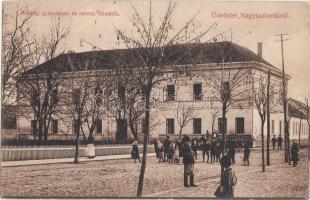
[74,117,81,164]
[38,119,43,144]
[308,123,310,160]
[261,121,265,172]
[266,120,270,166]
[43,125,48,144]
[179,127,183,139]
[222,104,227,154]
[129,122,138,141]
[137,91,150,197]
[33,121,37,144]
[221,103,227,177]
[287,121,291,165]
[266,70,270,166]
[88,125,95,142]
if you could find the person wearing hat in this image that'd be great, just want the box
[290,140,299,167]
[181,135,197,187]
[215,155,237,198]
[131,141,140,163]
[156,140,164,162]
[163,136,171,162]
[243,140,251,166]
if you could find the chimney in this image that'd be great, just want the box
[257,42,263,60]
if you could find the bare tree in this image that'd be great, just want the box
[60,54,99,164]
[17,18,69,144]
[252,71,269,172]
[115,1,217,196]
[2,3,33,111]
[252,69,279,171]
[209,108,220,133]
[175,102,195,138]
[204,54,254,154]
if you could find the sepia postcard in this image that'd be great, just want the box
[1,0,309,199]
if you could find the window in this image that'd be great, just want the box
[52,120,58,134]
[95,86,103,106]
[31,89,39,106]
[166,118,175,134]
[73,119,79,134]
[193,118,202,134]
[31,120,37,134]
[218,118,227,134]
[221,82,230,100]
[279,120,282,135]
[72,88,81,105]
[95,86,103,95]
[166,85,175,101]
[118,86,126,108]
[2,116,17,129]
[95,119,102,134]
[272,120,275,135]
[193,83,202,101]
[52,89,58,104]
[141,85,148,97]
[235,118,245,134]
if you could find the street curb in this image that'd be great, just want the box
[1,153,157,167]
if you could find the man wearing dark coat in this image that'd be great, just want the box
[181,135,197,187]
[200,136,210,162]
[271,135,277,150]
[216,155,237,198]
[131,141,140,162]
[210,138,217,164]
[227,138,236,164]
[163,136,171,162]
[191,138,198,160]
[291,140,299,167]
[243,140,251,166]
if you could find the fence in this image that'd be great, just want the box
[1,144,155,162]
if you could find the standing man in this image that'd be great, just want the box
[290,140,300,167]
[181,135,197,187]
[277,135,283,150]
[210,138,216,164]
[271,135,277,150]
[191,138,198,160]
[243,140,251,166]
[227,138,236,164]
[131,141,140,163]
[163,136,171,162]
[200,135,210,163]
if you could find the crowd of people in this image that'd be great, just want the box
[151,133,254,167]
[130,131,300,197]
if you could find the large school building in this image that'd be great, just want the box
[16,41,309,143]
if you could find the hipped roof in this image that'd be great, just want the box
[24,41,279,75]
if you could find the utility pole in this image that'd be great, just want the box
[275,33,289,163]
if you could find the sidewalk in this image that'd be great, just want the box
[1,153,156,167]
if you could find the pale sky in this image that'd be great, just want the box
[3,0,310,102]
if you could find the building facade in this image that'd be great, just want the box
[16,42,309,143]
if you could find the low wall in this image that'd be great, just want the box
[1,145,155,162]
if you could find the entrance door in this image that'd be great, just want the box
[116,119,128,143]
